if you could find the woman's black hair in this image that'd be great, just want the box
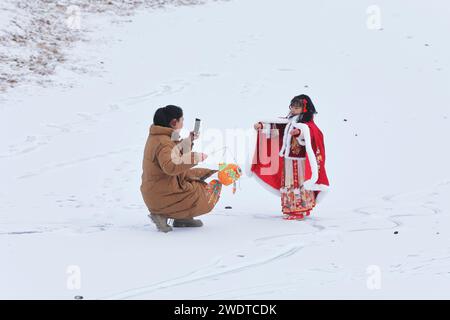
[289,94,318,123]
[153,105,183,128]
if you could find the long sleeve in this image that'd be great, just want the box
[156,144,200,176]
[175,136,194,154]
[186,168,218,181]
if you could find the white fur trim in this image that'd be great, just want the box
[252,173,281,196]
[290,122,324,191]
[298,136,306,146]
[278,124,288,156]
[315,189,329,204]
[278,116,305,158]
[308,183,330,192]
[258,118,289,124]
[282,128,306,160]
[279,115,300,157]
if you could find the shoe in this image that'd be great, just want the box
[283,213,305,221]
[173,218,203,228]
[149,214,173,233]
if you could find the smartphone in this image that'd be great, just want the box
[194,118,201,134]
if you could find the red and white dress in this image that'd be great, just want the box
[251,115,330,219]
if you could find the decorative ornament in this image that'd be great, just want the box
[218,163,242,194]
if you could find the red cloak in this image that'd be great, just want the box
[251,116,330,202]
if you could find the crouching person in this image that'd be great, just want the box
[140,105,222,233]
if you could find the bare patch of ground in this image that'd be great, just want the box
[0,0,224,93]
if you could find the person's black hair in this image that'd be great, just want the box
[153,105,183,128]
[289,94,318,123]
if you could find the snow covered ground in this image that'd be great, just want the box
[1,0,450,299]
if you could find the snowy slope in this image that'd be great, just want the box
[1,0,450,299]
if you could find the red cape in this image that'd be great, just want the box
[251,117,329,201]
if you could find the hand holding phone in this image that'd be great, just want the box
[190,118,201,141]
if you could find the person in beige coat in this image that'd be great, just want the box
[141,105,222,233]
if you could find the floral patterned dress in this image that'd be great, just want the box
[280,131,316,219]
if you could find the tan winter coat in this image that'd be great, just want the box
[140,125,218,219]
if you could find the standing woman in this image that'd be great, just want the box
[141,105,222,232]
[251,95,330,220]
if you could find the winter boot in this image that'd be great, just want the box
[149,214,173,233]
[173,218,203,228]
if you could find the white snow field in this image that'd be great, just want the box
[1,0,450,299]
